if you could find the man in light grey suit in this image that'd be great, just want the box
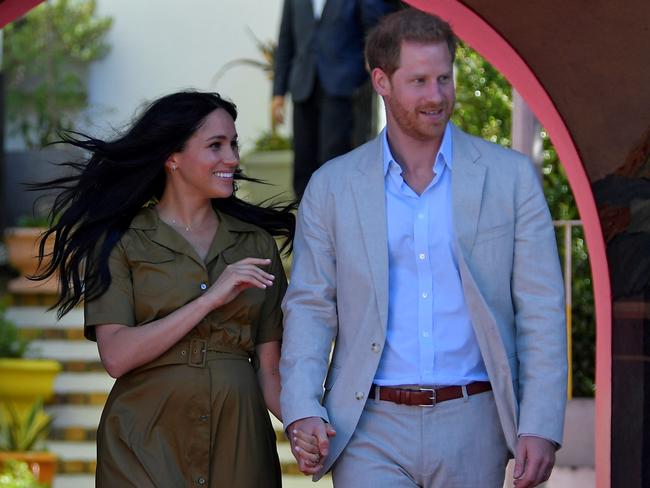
[280,8,567,488]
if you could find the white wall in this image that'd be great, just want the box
[80,0,284,151]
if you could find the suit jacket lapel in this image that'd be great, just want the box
[451,124,486,257]
[351,136,389,331]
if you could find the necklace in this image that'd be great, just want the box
[170,218,191,232]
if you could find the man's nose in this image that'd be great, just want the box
[426,81,444,103]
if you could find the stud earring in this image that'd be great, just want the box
[171,164,177,172]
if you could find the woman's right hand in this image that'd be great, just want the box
[205,257,275,309]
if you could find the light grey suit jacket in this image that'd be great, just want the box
[280,124,567,479]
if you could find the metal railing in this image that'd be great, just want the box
[553,219,583,399]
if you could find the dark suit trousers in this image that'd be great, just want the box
[292,79,355,198]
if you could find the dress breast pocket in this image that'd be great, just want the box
[129,249,177,297]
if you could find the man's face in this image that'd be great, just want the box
[375,41,455,142]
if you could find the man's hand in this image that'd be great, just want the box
[513,436,556,487]
[287,417,336,475]
[271,95,285,126]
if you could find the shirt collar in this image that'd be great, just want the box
[129,205,258,234]
[381,123,454,176]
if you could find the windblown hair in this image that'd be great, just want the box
[29,91,296,318]
[365,8,457,76]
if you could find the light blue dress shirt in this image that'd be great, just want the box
[373,124,489,387]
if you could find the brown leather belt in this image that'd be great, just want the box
[368,381,492,407]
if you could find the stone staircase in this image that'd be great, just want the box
[8,302,331,487]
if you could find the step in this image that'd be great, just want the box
[46,441,96,462]
[53,474,94,488]
[7,306,83,329]
[20,328,86,341]
[27,339,99,361]
[47,405,103,429]
[54,372,114,394]
[49,392,109,406]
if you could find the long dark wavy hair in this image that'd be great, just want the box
[30,91,296,318]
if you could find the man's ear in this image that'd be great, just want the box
[371,67,391,97]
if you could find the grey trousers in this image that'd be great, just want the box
[332,390,510,488]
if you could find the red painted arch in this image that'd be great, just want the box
[406,1,611,486]
[0,0,44,29]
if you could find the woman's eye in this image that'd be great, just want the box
[210,142,221,150]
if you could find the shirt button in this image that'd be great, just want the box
[197,477,206,485]
[355,391,365,400]
[200,282,208,291]
[423,331,430,338]
[418,213,425,220]
[418,253,426,260]
[371,342,380,353]
[421,291,429,299]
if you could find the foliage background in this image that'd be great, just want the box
[2,0,112,148]
[452,43,595,397]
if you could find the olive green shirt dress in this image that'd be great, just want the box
[85,207,285,487]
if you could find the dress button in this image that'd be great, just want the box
[371,342,380,353]
[200,414,209,421]
[355,391,365,400]
[197,477,206,485]
[200,282,208,291]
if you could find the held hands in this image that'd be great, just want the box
[204,257,274,309]
[513,436,556,487]
[287,417,336,475]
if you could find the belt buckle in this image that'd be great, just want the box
[188,339,207,368]
[418,387,436,407]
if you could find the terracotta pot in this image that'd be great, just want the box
[0,451,58,485]
[3,227,58,294]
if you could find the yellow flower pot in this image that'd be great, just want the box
[0,359,61,414]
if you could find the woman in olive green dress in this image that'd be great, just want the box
[32,92,295,487]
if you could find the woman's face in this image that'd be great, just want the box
[169,108,239,199]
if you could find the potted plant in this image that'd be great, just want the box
[3,0,112,149]
[0,459,46,488]
[0,302,61,415]
[3,214,58,296]
[212,28,295,203]
[0,400,56,485]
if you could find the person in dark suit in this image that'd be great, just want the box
[272,0,397,198]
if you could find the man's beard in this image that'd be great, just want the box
[386,96,449,142]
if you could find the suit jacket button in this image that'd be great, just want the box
[371,342,380,353]
[355,391,365,400]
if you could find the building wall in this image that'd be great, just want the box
[6,0,285,151]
